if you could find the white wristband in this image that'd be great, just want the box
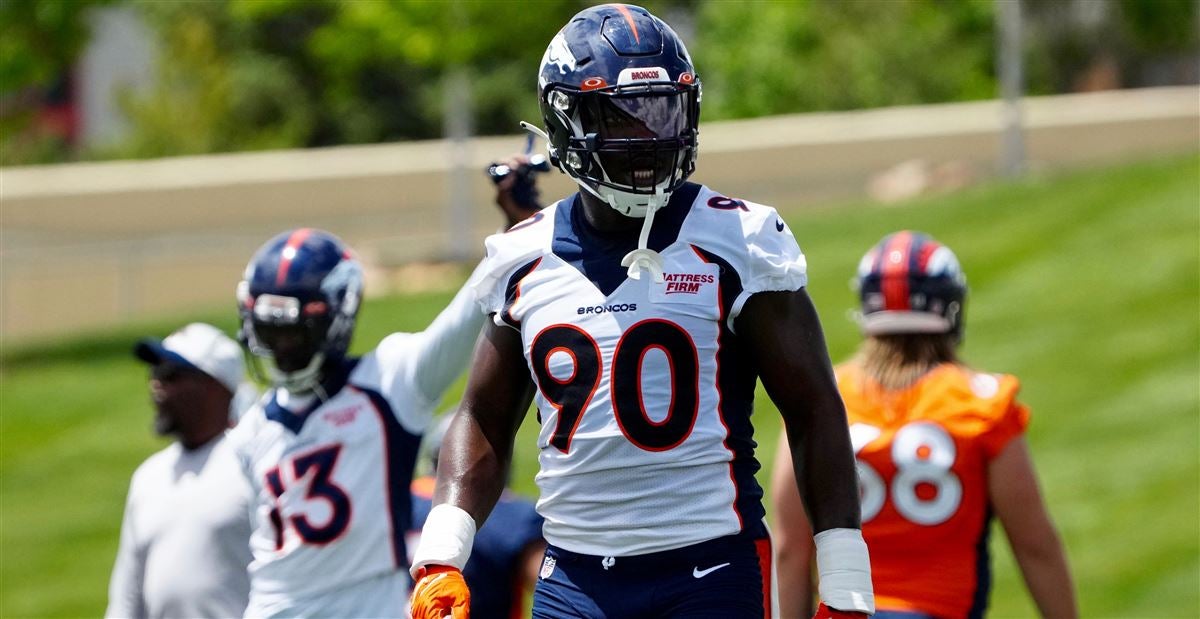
[814,528,875,613]
[409,504,477,578]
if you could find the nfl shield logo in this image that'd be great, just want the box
[539,556,557,580]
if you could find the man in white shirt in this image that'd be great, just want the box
[106,323,255,619]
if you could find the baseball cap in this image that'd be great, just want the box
[134,323,246,395]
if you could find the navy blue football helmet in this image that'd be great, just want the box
[236,229,362,393]
[536,4,700,217]
[854,231,967,339]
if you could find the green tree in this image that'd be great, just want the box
[7,0,1194,165]
[104,0,317,158]
[0,0,112,164]
[110,0,583,158]
[690,0,997,120]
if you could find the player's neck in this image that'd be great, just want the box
[176,394,233,450]
[578,193,642,233]
[178,422,225,451]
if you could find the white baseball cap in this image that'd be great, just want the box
[134,323,246,395]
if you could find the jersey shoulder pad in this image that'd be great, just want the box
[926,365,1029,456]
[930,365,1022,411]
[471,201,558,316]
[351,333,417,392]
[686,185,807,296]
[348,333,436,432]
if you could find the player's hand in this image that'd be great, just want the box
[813,602,870,619]
[411,565,470,619]
[489,153,545,227]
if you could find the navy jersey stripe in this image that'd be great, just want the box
[692,245,765,531]
[500,258,543,329]
[967,508,994,619]
[690,245,739,320]
[348,385,422,570]
[263,358,358,434]
[551,183,702,296]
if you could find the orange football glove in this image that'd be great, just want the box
[813,602,870,619]
[410,565,470,619]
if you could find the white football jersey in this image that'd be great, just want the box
[472,183,807,557]
[230,278,484,618]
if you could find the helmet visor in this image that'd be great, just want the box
[249,321,327,373]
[580,91,691,191]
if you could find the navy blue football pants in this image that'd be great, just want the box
[531,531,773,618]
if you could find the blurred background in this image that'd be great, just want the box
[2,0,1197,617]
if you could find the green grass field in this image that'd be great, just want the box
[3,153,1197,618]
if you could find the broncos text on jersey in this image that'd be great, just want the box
[470,182,807,557]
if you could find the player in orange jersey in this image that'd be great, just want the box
[771,231,1076,619]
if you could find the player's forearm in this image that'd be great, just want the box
[990,440,1076,618]
[433,411,511,525]
[769,435,817,617]
[775,546,815,618]
[1013,534,1078,618]
[743,290,861,530]
[412,408,513,576]
[412,319,532,577]
[434,321,533,524]
[791,415,862,532]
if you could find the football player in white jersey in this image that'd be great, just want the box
[231,195,537,617]
[410,5,874,619]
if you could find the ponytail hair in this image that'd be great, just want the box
[855,333,959,391]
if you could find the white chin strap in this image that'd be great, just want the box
[575,181,669,283]
[619,188,667,283]
[523,116,672,283]
[267,351,326,396]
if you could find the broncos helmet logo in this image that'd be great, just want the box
[543,32,577,76]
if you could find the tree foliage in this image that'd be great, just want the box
[0,0,112,164]
[3,0,1196,165]
[108,0,582,159]
[692,0,998,119]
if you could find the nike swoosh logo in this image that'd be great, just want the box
[693,562,731,578]
[776,219,785,232]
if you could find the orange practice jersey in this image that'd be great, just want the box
[837,362,1029,619]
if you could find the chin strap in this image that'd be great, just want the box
[620,187,667,283]
[267,351,326,397]
[524,115,668,283]
[519,121,550,141]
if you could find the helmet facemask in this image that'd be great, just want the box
[533,5,701,283]
[236,259,361,397]
[543,81,699,218]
